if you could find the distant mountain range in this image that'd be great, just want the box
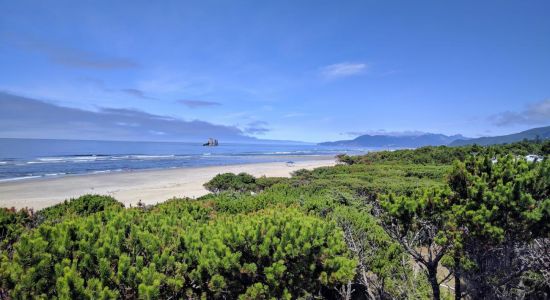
[319,133,468,148]
[319,125,550,148]
[449,125,550,146]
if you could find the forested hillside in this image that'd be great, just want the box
[319,133,466,148]
[450,125,550,146]
[1,140,549,299]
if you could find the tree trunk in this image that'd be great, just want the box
[428,265,440,300]
[454,254,462,300]
[343,281,352,300]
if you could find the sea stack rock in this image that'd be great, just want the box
[203,138,219,146]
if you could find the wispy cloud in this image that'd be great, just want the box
[320,62,367,79]
[283,112,307,118]
[120,89,156,100]
[80,78,156,100]
[341,130,429,137]
[136,75,191,94]
[6,33,138,70]
[244,121,270,135]
[490,99,550,126]
[115,121,140,127]
[178,99,221,108]
[0,91,253,142]
[223,111,252,119]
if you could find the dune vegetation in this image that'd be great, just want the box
[1,140,549,299]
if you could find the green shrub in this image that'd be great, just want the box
[36,194,124,223]
[1,205,356,299]
[0,208,34,253]
[203,172,257,193]
[204,173,287,194]
[3,140,547,299]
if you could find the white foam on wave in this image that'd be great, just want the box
[132,155,176,159]
[44,173,67,177]
[0,175,42,182]
[37,157,66,162]
[70,156,100,161]
[91,169,123,174]
[37,156,101,163]
[111,155,131,160]
[92,170,111,174]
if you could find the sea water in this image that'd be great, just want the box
[0,138,370,182]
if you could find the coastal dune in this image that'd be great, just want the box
[0,158,335,210]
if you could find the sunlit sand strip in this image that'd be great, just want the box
[0,158,335,210]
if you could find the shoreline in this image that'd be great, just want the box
[0,157,336,210]
[0,154,335,183]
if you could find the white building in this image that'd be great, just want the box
[525,154,544,162]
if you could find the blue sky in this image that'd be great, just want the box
[1,0,549,142]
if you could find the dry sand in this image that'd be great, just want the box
[0,158,335,210]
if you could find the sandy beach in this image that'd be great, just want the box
[0,158,335,210]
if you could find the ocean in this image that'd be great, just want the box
[0,138,369,182]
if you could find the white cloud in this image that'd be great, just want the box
[283,112,307,118]
[0,91,253,142]
[149,130,167,135]
[136,75,190,94]
[178,99,221,108]
[222,111,254,120]
[115,121,140,127]
[6,33,139,70]
[261,105,274,111]
[342,130,428,137]
[244,121,270,135]
[490,99,550,126]
[320,62,367,79]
